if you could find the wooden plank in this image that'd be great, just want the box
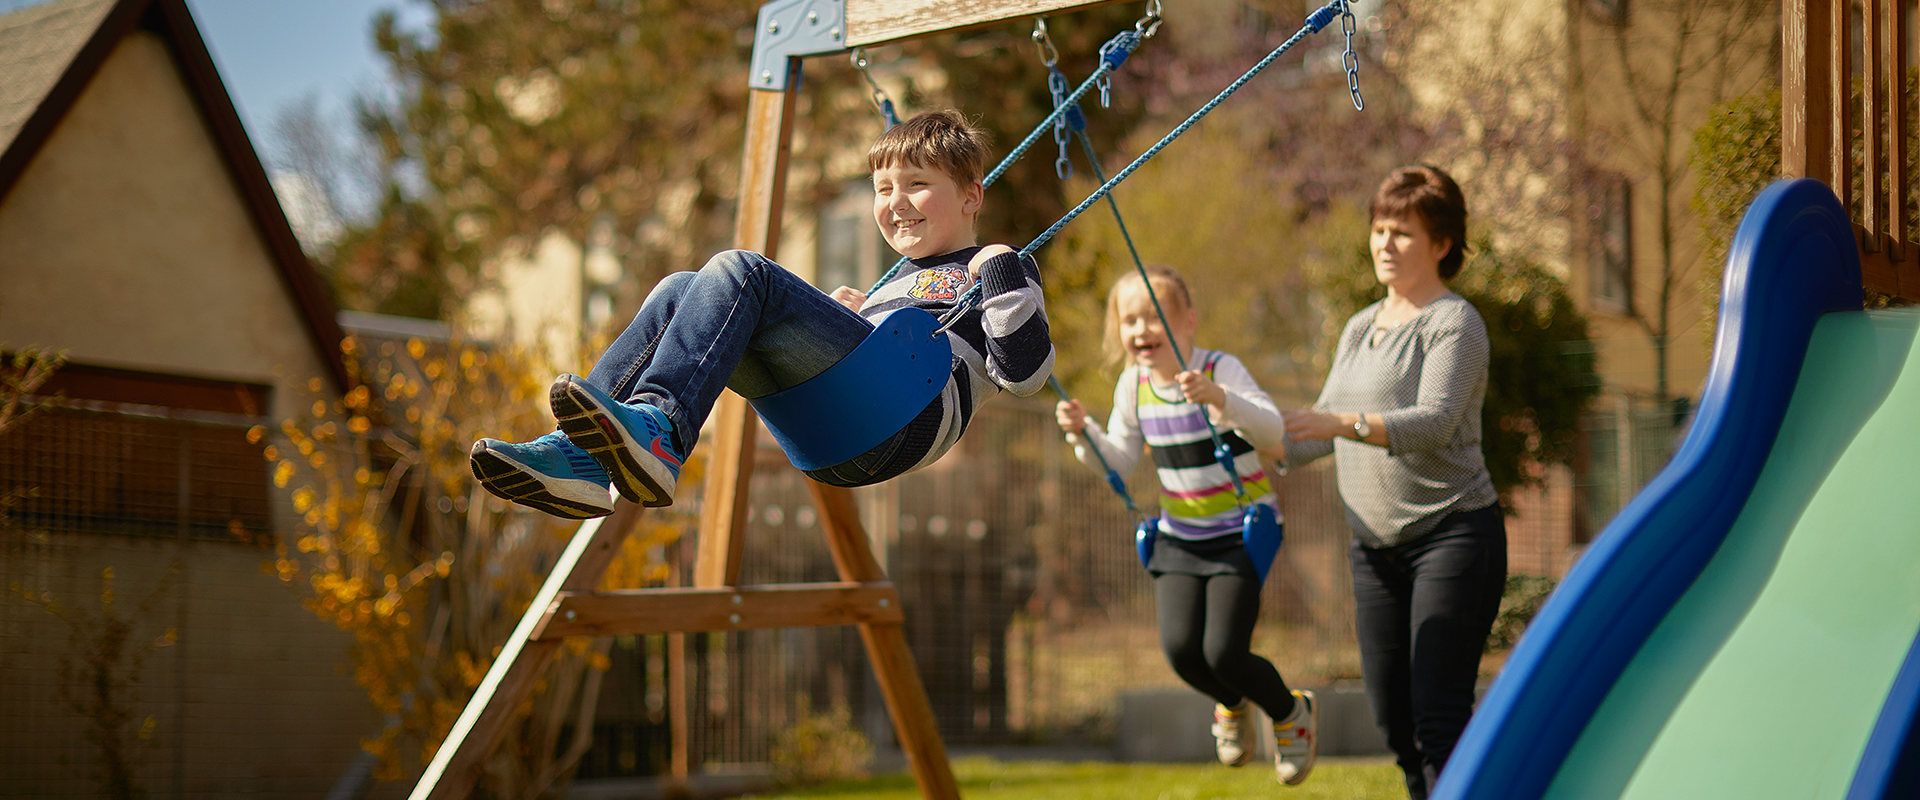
[695,392,756,587]
[1861,236,1920,299]
[412,503,643,800]
[847,0,1130,47]
[533,582,905,638]
[696,87,800,589]
[1782,0,1832,184]
[1833,0,1851,210]
[1865,0,1883,239]
[1887,0,1908,255]
[811,480,886,581]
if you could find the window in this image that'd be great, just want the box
[0,363,272,541]
[1588,174,1633,313]
[1588,0,1627,25]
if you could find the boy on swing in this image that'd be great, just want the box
[471,110,1054,518]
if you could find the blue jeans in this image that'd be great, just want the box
[586,250,872,453]
[1349,503,1506,800]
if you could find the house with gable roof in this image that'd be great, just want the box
[0,0,387,795]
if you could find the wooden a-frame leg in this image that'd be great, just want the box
[810,482,959,800]
[409,502,643,800]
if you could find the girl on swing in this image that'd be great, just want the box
[1054,264,1317,785]
[470,110,1054,517]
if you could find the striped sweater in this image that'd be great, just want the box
[856,246,1054,476]
[1070,349,1285,540]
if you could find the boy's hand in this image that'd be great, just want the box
[1177,370,1226,409]
[1055,399,1088,434]
[968,244,1016,279]
[830,286,867,312]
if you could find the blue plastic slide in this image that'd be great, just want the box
[1434,179,1920,800]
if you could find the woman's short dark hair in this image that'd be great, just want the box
[1369,165,1469,279]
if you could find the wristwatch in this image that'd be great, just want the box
[1352,416,1372,441]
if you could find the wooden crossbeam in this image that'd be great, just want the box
[532,582,904,639]
[845,0,1130,47]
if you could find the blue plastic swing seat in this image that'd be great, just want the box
[1135,505,1284,582]
[748,307,952,472]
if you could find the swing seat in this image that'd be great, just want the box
[1133,505,1283,582]
[749,307,951,472]
[1243,504,1283,582]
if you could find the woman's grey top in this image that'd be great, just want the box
[1289,293,1498,548]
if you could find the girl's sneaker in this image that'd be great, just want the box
[1273,690,1318,786]
[1211,700,1257,767]
[469,431,615,519]
[549,374,683,507]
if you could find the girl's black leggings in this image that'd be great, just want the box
[1154,571,1296,722]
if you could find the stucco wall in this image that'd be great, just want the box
[0,30,331,424]
[0,29,385,798]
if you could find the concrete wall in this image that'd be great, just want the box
[0,29,381,797]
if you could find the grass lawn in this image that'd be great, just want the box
[747,755,1405,799]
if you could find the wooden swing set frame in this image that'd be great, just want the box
[408,2,1131,798]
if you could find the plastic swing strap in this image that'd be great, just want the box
[748,307,950,472]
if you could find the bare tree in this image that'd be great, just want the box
[1572,0,1774,401]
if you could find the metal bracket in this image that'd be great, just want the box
[748,0,848,92]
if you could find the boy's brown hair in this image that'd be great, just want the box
[1102,264,1194,370]
[868,109,993,188]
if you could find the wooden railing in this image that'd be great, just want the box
[1783,0,1920,299]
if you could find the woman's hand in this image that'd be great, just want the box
[1176,370,1226,410]
[1282,408,1346,441]
[1055,399,1088,434]
[830,286,867,313]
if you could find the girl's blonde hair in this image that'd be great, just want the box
[1101,264,1194,370]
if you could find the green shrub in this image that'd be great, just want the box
[770,706,873,787]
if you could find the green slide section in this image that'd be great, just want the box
[1544,308,1920,800]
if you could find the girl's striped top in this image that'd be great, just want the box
[1069,349,1284,541]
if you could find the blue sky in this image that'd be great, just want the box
[0,0,430,147]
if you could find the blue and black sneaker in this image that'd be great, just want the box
[469,431,615,519]
[549,374,683,508]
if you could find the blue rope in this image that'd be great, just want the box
[934,0,1348,321]
[1070,129,1250,505]
[1049,376,1139,515]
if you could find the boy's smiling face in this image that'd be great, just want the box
[871,160,981,259]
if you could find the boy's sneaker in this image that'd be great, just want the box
[469,431,615,519]
[1273,689,1318,786]
[1211,700,1257,767]
[550,374,683,508]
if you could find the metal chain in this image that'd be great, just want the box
[1340,1,1364,111]
[1034,19,1074,179]
[851,47,902,126]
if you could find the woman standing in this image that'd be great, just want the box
[1281,165,1505,800]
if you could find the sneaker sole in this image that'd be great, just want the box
[469,442,614,519]
[1277,690,1318,786]
[550,377,676,508]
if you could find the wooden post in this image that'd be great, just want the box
[1782,0,1832,186]
[811,482,961,800]
[1885,0,1908,257]
[1832,0,1852,211]
[1865,0,1884,242]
